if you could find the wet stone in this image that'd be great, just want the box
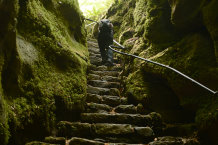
[101,75,120,82]
[81,113,152,126]
[57,121,91,138]
[148,136,198,145]
[101,95,121,107]
[88,80,120,88]
[86,102,112,113]
[134,127,154,138]
[26,142,58,145]
[92,65,122,71]
[86,94,121,107]
[87,85,110,95]
[90,70,119,77]
[68,137,104,145]
[88,47,100,54]
[114,105,137,114]
[86,93,102,104]
[120,97,128,105]
[93,123,134,136]
[88,74,101,81]
[44,136,65,145]
[90,59,102,66]
[109,88,120,96]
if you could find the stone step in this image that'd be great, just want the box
[86,93,121,107]
[67,137,104,145]
[57,121,154,143]
[89,64,122,71]
[86,102,112,113]
[148,136,200,145]
[25,141,58,145]
[90,70,119,77]
[88,74,120,82]
[67,137,147,145]
[88,80,120,88]
[80,112,154,126]
[114,105,137,114]
[44,136,65,145]
[89,55,102,61]
[87,85,119,96]
[90,58,102,66]
[88,47,100,54]
[89,52,101,58]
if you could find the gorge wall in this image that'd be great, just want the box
[0,0,88,144]
[104,0,218,144]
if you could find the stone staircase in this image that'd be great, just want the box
[55,40,162,144]
[26,40,200,145]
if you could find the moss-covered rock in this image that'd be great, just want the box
[0,0,88,144]
[203,0,218,62]
[105,0,218,143]
[169,0,206,31]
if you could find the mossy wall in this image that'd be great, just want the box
[105,0,218,144]
[0,0,88,144]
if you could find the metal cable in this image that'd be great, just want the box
[85,18,217,96]
[109,45,217,96]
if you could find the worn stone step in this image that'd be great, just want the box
[114,105,137,114]
[90,64,122,71]
[88,47,100,54]
[80,113,154,126]
[88,74,120,82]
[88,80,120,88]
[148,136,200,145]
[89,52,101,58]
[90,70,119,77]
[67,137,148,145]
[25,141,58,145]
[90,58,102,66]
[57,121,154,143]
[68,137,104,145]
[89,55,102,61]
[86,102,112,113]
[87,85,119,96]
[86,93,121,107]
[44,136,65,145]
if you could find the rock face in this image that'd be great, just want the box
[0,0,88,144]
[104,0,218,144]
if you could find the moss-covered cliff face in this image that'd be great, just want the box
[0,0,88,144]
[105,0,218,144]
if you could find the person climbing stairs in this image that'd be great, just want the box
[26,40,200,145]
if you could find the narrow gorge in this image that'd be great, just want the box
[0,0,217,145]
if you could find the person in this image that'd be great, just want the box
[97,19,114,66]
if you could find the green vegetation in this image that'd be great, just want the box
[79,0,115,20]
[0,0,88,144]
[105,0,218,143]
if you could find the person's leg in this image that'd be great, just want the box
[106,48,114,66]
[99,45,108,64]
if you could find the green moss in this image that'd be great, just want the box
[0,98,10,145]
[125,70,149,104]
[0,0,88,144]
[143,0,176,44]
[203,0,218,62]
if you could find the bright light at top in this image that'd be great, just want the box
[79,0,113,17]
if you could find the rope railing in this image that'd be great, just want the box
[109,45,217,96]
[85,18,218,96]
